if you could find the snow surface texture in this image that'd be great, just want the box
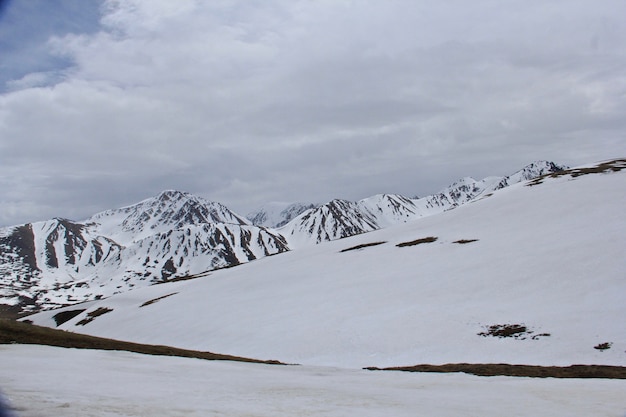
[27,160,626,368]
[1,345,625,417]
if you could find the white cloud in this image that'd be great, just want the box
[5,72,57,90]
[1,0,625,225]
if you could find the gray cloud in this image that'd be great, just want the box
[1,0,625,226]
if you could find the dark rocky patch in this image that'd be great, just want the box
[0,303,32,320]
[594,342,612,351]
[0,224,39,272]
[365,363,626,379]
[0,319,285,365]
[52,309,86,326]
[340,241,387,252]
[161,257,177,280]
[140,292,178,307]
[478,323,550,340]
[0,296,39,319]
[453,239,479,244]
[396,236,438,247]
[76,307,113,326]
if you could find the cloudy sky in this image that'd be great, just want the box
[0,0,624,226]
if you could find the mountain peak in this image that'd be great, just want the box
[86,190,250,245]
[156,190,191,201]
[279,199,379,247]
[517,160,568,175]
[495,161,569,190]
[247,202,317,228]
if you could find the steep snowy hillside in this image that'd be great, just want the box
[28,159,626,368]
[0,191,288,315]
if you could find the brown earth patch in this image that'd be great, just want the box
[594,342,612,351]
[0,319,285,365]
[364,363,626,379]
[0,304,29,320]
[478,323,550,340]
[75,307,114,326]
[396,236,438,247]
[140,292,179,307]
[453,239,479,244]
[340,241,387,253]
[52,309,86,326]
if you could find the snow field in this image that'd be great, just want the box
[1,345,625,417]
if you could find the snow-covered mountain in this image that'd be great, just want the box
[85,190,251,244]
[247,202,317,228]
[0,190,288,315]
[408,160,569,212]
[492,160,568,190]
[357,193,424,228]
[0,161,566,315]
[279,161,568,247]
[278,199,379,248]
[26,159,626,369]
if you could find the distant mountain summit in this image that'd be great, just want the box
[86,190,250,244]
[0,161,567,316]
[278,161,568,247]
[247,202,317,228]
[492,160,568,190]
[278,199,379,248]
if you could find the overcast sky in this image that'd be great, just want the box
[1,0,624,227]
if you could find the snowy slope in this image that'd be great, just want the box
[2,345,624,417]
[28,159,626,368]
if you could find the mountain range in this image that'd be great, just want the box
[1,160,566,316]
[22,158,626,369]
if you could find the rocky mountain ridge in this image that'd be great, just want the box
[277,160,567,247]
[0,191,288,315]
